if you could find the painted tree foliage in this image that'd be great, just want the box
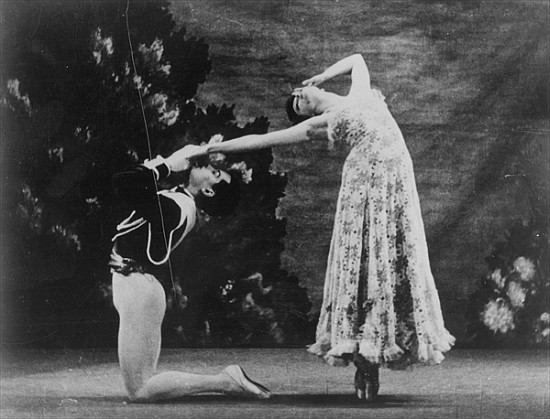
[1,0,312,348]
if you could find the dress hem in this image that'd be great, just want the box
[308,331,456,368]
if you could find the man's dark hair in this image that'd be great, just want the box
[194,172,240,217]
[285,95,309,125]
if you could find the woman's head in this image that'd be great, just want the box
[285,86,332,124]
[286,95,309,125]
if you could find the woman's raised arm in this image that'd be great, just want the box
[302,54,371,98]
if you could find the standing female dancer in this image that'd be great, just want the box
[190,54,455,402]
[110,145,270,402]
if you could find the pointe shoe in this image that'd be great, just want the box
[364,366,379,403]
[354,369,366,400]
[365,379,379,402]
[224,365,271,399]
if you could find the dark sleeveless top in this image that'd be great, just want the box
[111,163,196,275]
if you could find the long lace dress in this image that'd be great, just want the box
[308,91,455,369]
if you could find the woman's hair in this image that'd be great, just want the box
[285,95,310,125]
[194,171,240,217]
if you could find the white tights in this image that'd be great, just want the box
[112,272,236,402]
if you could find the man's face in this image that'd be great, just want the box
[189,165,231,197]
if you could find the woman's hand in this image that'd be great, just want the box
[302,55,371,97]
[165,144,207,172]
[302,73,326,87]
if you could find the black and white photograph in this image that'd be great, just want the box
[1,1,548,418]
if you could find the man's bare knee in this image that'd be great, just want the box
[121,372,147,402]
[125,384,152,403]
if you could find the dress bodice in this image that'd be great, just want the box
[326,92,407,161]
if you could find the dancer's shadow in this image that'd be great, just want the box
[90,393,428,408]
[260,393,429,409]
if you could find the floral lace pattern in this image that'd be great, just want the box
[308,94,455,369]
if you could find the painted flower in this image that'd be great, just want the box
[148,93,179,126]
[149,93,166,109]
[48,147,64,163]
[98,283,113,300]
[271,324,284,344]
[209,134,224,144]
[506,281,526,308]
[17,184,43,233]
[103,37,114,55]
[91,27,114,64]
[513,256,536,282]
[85,197,101,213]
[139,38,164,64]
[4,79,32,114]
[159,107,179,126]
[230,161,253,184]
[490,268,506,289]
[127,149,139,162]
[49,224,82,252]
[133,74,145,91]
[535,326,550,344]
[482,298,515,334]
[73,126,94,143]
[242,273,272,295]
[166,283,187,311]
[220,279,235,299]
[242,292,255,311]
[159,64,171,76]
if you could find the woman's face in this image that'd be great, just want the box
[292,86,322,116]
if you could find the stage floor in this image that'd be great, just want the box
[1,348,549,418]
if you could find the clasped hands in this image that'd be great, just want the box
[163,144,208,172]
[164,73,324,172]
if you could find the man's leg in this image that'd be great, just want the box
[112,272,269,402]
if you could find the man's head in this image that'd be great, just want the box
[188,164,240,217]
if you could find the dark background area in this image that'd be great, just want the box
[177,0,549,340]
[1,0,548,347]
